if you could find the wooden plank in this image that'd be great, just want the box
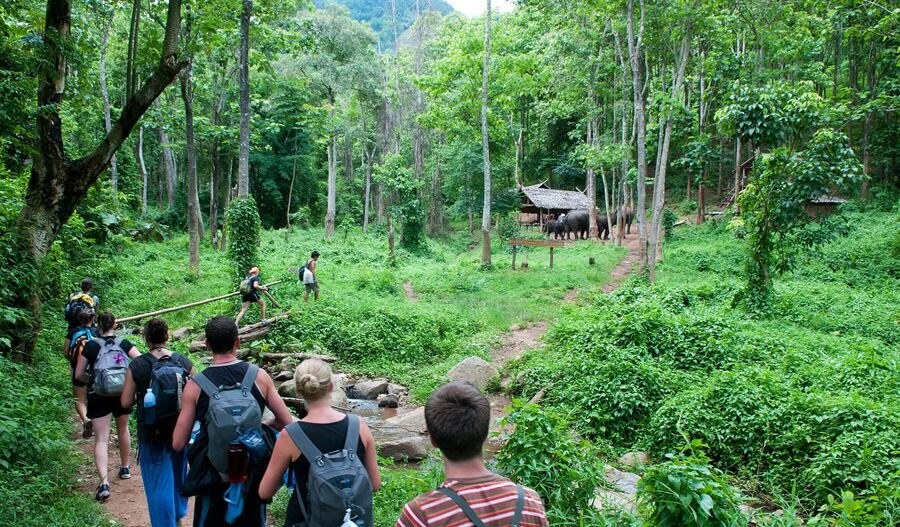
[508,237,569,248]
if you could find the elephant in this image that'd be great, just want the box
[543,219,566,239]
[612,207,634,235]
[565,209,615,240]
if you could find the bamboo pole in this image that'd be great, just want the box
[118,280,284,323]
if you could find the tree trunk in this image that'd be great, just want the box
[600,166,613,242]
[126,0,142,99]
[236,0,252,198]
[647,34,689,282]
[733,136,742,210]
[427,134,447,236]
[586,120,599,240]
[480,0,492,266]
[363,144,372,232]
[697,181,705,224]
[626,0,648,268]
[99,13,118,204]
[181,64,200,271]
[156,98,177,208]
[138,127,148,218]
[10,0,184,361]
[220,156,233,251]
[286,154,296,231]
[325,133,337,236]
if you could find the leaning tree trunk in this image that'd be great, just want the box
[236,0,252,198]
[137,127,148,218]
[181,64,201,271]
[10,0,185,362]
[480,0,492,266]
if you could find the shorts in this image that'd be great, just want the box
[304,282,319,293]
[241,293,261,303]
[87,393,132,419]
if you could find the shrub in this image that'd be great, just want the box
[637,444,747,527]
[227,197,262,279]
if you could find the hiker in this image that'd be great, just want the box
[259,358,381,526]
[301,251,320,302]
[395,382,549,527]
[172,316,294,527]
[236,266,267,326]
[121,318,195,527]
[68,309,98,438]
[75,311,142,502]
[64,279,99,436]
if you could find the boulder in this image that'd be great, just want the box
[377,436,430,462]
[274,370,293,382]
[352,379,389,399]
[387,383,407,396]
[618,451,649,467]
[277,378,296,398]
[377,393,400,408]
[604,467,640,496]
[447,356,499,390]
[330,374,349,409]
[171,327,192,341]
[383,407,426,433]
[282,397,307,415]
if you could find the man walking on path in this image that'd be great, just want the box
[302,251,320,302]
[395,382,550,527]
[172,316,294,527]
[236,266,266,326]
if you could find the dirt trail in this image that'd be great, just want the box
[402,281,418,302]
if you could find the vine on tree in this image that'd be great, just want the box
[226,197,261,280]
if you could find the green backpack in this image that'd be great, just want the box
[239,277,253,295]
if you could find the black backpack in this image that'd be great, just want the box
[143,354,188,441]
[64,292,95,325]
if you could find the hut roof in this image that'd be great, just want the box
[521,183,592,211]
[808,195,847,204]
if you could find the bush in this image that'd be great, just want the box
[497,401,601,523]
[638,444,747,527]
[227,198,262,279]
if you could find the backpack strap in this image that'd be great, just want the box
[240,364,258,396]
[285,422,325,466]
[192,371,221,399]
[435,487,488,527]
[343,414,360,458]
[436,484,525,527]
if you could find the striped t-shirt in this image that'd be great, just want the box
[395,474,549,527]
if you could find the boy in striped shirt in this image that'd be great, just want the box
[396,382,549,527]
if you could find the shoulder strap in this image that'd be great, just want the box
[512,485,525,527]
[343,414,360,453]
[285,422,324,464]
[435,487,488,527]
[240,364,258,394]
[192,372,220,399]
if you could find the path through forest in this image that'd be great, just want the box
[82,234,639,527]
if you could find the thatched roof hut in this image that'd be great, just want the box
[518,183,593,227]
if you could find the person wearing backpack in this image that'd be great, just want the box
[120,318,195,527]
[75,311,142,502]
[259,358,381,527]
[300,251,320,302]
[172,315,294,527]
[395,383,549,527]
[236,266,267,326]
[68,308,98,439]
[64,278,99,351]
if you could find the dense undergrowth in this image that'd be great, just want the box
[507,205,900,523]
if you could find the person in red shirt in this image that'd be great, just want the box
[396,382,549,527]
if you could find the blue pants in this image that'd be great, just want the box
[139,441,189,527]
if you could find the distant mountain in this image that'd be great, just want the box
[313,0,455,50]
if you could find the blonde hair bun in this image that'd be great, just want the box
[294,358,333,401]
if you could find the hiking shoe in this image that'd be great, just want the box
[82,421,93,439]
[95,483,110,502]
[118,466,132,480]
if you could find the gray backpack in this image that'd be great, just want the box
[193,364,262,474]
[286,415,373,527]
[91,337,129,396]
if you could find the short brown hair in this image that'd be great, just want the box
[144,318,169,347]
[205,316,238,354]
[425,382,490,461]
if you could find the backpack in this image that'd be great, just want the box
[193,364,262,474]
[436,485,526,527]
[143,354,188,440]
[65,292,95,325]
[239,277,253,295]
[286,415,373,527]
[68,328,94,383]
[299,260,313,282]
[91,337,130,396]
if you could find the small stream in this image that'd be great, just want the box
[345,398,420,444]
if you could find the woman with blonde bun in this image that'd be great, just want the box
[259,359,381,526]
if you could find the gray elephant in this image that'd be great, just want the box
[565,209,614,240]
[543,219,566,239]
[612,207,634,235]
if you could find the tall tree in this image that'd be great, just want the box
[480,0,492,266]
[626,0,648,268]
[11,0,185,360]
[98,10,117,204]
[236,0,252,197]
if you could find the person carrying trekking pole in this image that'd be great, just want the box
[120,318,195,527]
[236,267,267,326]
[300,251,320,302]
[172,316,294,527]
[259,358,381,526]
[395,382,549,527]
[75,312,142,502]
